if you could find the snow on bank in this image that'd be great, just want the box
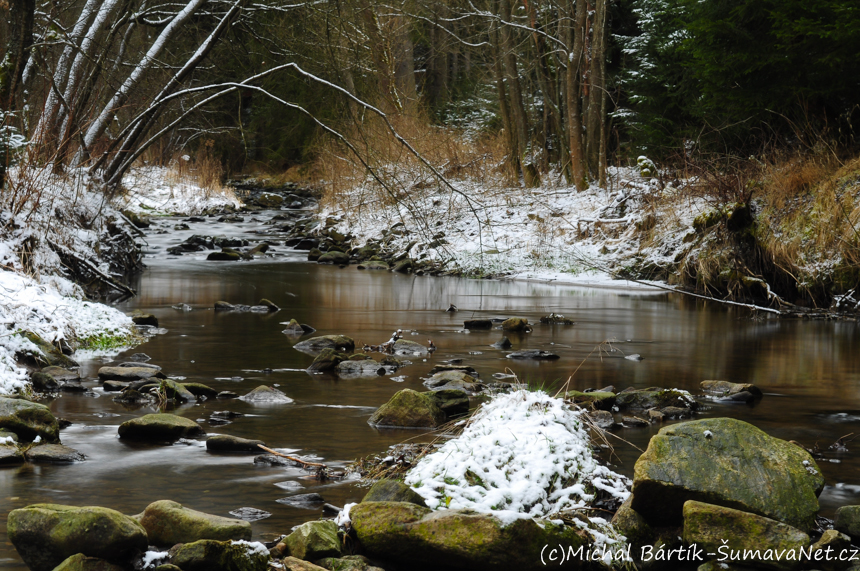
[323,167,708,287]
[120,166,241,215]
[404,389,630,531]
[0,270,135,394]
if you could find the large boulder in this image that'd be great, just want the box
[168,539,268,571]
[139,500,252,546]
[631,418,824,532]
[294,335,355,354]
[284,520,342,560]
[682,501,810,571]
[616,387,697,411]
[0,397,60,443]
[7,504,147,571]
[362,480,427,507]
[368,390,446,428]
[349,501,587,571]
[52,554,125,571]
[239,385,293,404]
[117,414,205,441]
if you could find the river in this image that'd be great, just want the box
[2,213,859,569]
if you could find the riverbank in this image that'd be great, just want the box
[0,166,241,395]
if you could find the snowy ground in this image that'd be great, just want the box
[0,166,239,394]
[322,166,709,288]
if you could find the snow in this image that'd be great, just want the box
[0,269,135,394]
[335,502,355,527]
[321,166,708,290]
[119,166,241,215]
[404,389,631,531]
[140,551,169,568]
[230,540,270,557]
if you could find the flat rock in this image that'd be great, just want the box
[336,359,388,377]
[422,371,483,394]
[227,507,271,522]
[428,364,477,376]
[701,380,763,398]
[118,414,205,441]
[238,385,293,404]
[506,350,559,360]
[463,319,492,330]
[7,504,148,571]
[0,444,25,465]
[393,339,429,356]
[98,366,164,381]
[25,444,86,463]
[294,335,355,354]
[276,493,325,507]
[206,434,265,452]
[40,366,81,382]
[140,500,252,546]
[631,418,824,532]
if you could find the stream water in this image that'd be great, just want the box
[2,213,860,569]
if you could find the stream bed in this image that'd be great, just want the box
[2,213,860,569]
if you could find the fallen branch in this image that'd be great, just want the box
[257,444,327,468]
[46,239,136,298]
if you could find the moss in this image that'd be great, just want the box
[79,330,142,351]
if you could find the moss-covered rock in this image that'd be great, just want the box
[423,371,482,394]
[285,520,342,560]
[610,496,653,548]
[183,382,218,399]
[139,500,252,546]
[7,504,147,571]
[40,366,81,382]
[616,387,697,411]
[283,557,328,570]
[682,501,810,571]
[335,359,386,377]
[501,317,529,331]
[0,397,60,443]
[835,505,860,539]
[632,418,824,532]
[392,259,413,273]
[21,332,79,369]
[356,261,389,271]
[307,248,323,262]
[117,414,205,441]
[701,380,763,398]
[97,366,163,382]
[810,529,853,571]
[312,555,383,571]
[24,444,86,463]
[308,348,346,372]
[565,391,616,411]
[425,389,469,417]
[52,554,126,571]
[158,379,196,402]
[168,539,268,571]
[368,390,446,428]
[362,480,427,507]
[30,371,60,392]
[349,501,587,570]
[294,335,355,354]
[207,250,242,261]
[318,251,350,265]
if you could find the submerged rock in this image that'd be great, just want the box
[357,261,389,270]
[682,501,810,571]
[491,337,512,349]
[98,366,164,382]
[463,319,492,330]
[238,385,293,404]
[25,444,86,463]
[317,251,350,265]
[350,501,587,571]
[307,348,346,372]
[501,317,529,331]
[294,335,355,354]
[701,380,763,398]
[168,539,267,571]
[506,350,559,360]
[206,435,265,453]
[117,414,205,441]
[368,389,446,428]
[256,298,279,311]
[631,418,824,532]
[131,313,159,327]
[0,443,25,465]
[183,382,218,399]
[285,520,342,561]
[0,397,60,443]
[7,504,148,571]
[139,500,252,546]
[282,319,307,335]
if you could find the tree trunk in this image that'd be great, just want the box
[499,0,529,166]
[0,0,35,189]
[491,24,520,182]
[586,0,607,180]
[566,0,587,190]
